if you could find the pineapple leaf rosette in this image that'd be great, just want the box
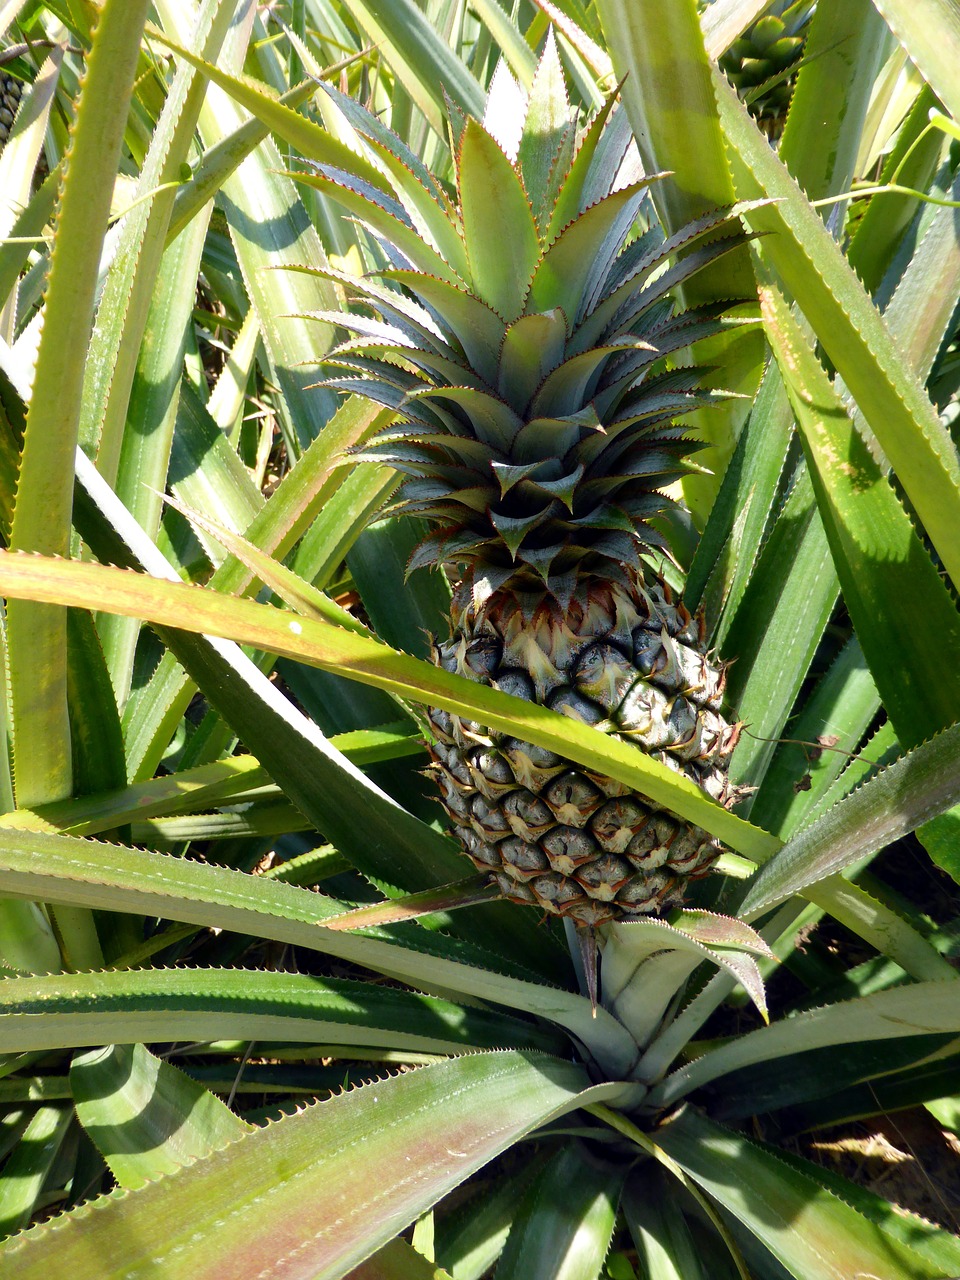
[301,42,751,934]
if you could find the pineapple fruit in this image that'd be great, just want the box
[717,0,816,133]
[307,39,747,932]
[0,73,21,148]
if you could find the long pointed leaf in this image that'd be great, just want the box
[0,550,777,862]
[761,279,960,743]
[71,1043,250,1191]
[716,68,960,595]
[871,0,960,124]
[653,981,960,1106]
[7,0,151,805]
[0,827,639,1076]
[740,721,960,919]
[656,1107,954,1280]
[0,1052,624,1280]
[495,1141,621,1280]
[1,967,561,1056]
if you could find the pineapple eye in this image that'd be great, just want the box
[464,637,501,677]
[494,669,535,701]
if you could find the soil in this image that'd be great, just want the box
[793,1108,960,1233]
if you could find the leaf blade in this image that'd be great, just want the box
[0,1053,620,1280]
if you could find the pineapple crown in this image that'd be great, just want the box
[301,34,754,609]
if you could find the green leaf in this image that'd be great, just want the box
[778,0,887,204]
[805,875,954,983]
[0,899,60,977]
[517,30,572,224]
[878,162,960,385]
[0,550,777,863]
[0,828,639,1076]
[458,118,540,322]
[0,1052,622,1280]
[592,0,761,516]
[593,0,736,233]
[498,310,568,413]
[652,981,960,1107]
[71,1043,250,1191]
[166,494,369,638]
[527,182,649,324]
[0,42,60,262]
[81,0,234,482]
[335,0,485,131]
[2,966,558,1057]
[348,518,451,659]
[846,86,943,297]
[716,68,960,596]
[603,917,769,1051]
[748,637,880,838]
[65,610,126,800]
[350,1240,454,1280]
[168,381,263,552]
[623,1165,707,1280]
[870,0,960,125]
[0,1105,72,1239]
[699,0,770,59]
[655,1107,955,1280]
[71,461,485,937]
[99,215,216,701]
[6,0,151,806]
[771,1137,960,1273]
[685,359,793,626]
[723,467,837,794]
[708,1033,957,1124]
[119,392,389,780]
[922,809,960,887]
[739,721,960,919]
[296,166,461,289]
[494,1141,622,1280]
[471,0,537,92]
[434,1159,541,1280]
[380,271,504,386]
[0,168,58,322]
[164,76,322,244]
[321,103,468,280]
[761,279,960,744]
[145,25,391,197]
[160,4,342,452]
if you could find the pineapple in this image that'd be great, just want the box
[0,73,21,148]
[717,0,816,133]
[305,40,747,934]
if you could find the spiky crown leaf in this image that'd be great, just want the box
[300,34,754,605]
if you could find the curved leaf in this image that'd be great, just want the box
[761,279,960,744]
[495,1140,621,1280]
[0,967,560,1056]
[0,1052,624,1280]
[459,119,540,322]
[0,827,640,1077]
[717,69,960,596]
[0,550,777,863]
[7,0,151,806]
[740,721,960,919]
[656,1107,956,1280]
[651,980,960,1106]
[71,1043,250,1191]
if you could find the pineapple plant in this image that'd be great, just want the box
[305,44,749,938]
[3,5,960,1276]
